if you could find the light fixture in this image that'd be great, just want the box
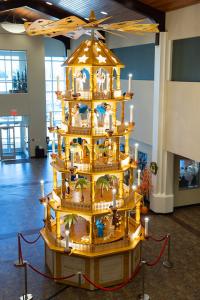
[101,11,108,15]
[46,1,53,5]
[1,22,25,34]
[22,18,27,22]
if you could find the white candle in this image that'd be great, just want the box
[74,77,76,94]
[65,229,70,250]
[106,73,110,91]
[137,169,141,186]
[128,73,132,93]
[50,111,53,127]
[57,76,60,92]
[112,188,117,208]
[43,202,47,220]
[109,113,112,130]
[144,217,149,238]
[71,152,74,167]
[130,105,134,123]
[132,184,137,191]
[52,135,55,153]
[135,143,139,161]
[40,180,45,198]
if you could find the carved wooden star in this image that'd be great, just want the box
[96,55,106,63]
[78,54,88,63]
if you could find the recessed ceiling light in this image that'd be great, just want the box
[46,1,53,5]
[101,11,108,15]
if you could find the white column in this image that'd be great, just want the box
[150,32,174,213]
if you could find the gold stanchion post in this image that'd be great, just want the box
[163,233,173,268]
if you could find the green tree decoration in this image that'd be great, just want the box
[96,176,110,197]
[75,178,88,202]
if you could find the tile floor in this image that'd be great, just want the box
[0,158,199,300]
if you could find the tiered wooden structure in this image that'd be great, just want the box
[41,38,143,290]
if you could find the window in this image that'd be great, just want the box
[45,56,66,151]
[0,50,28,94]
[179,158,200,189]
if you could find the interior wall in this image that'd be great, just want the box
[166,82,200,162]
[106,32,155,49]
[107,34,155,161]
[44,37,66,57]
[166,4,200,163]
[165,4,200,206]
[166,3,200,40]
[120,80,154,146]
[0,31,46,157]
[113,44,155,80]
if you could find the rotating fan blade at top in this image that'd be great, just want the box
[24,10,159,39]
[99,20,159,33]
[24,16,87,36]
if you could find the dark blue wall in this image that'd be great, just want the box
[172,37,200,82]
[112,43,155,80]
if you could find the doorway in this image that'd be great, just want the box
[0,116,30,161]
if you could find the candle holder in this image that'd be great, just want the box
[70,166,78,175]
[39,197,47,204]
[64,247,72,254]
[55,91,62,99]
[48,126,55,132]
[130,158,138,168]
[124,92,134,99]
[72,92,81,99]
[129,121,135,127]
[105,129,113,137]
[51,153,57,160]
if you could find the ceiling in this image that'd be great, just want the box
[47,0,145,22]
[0,0,199,24]
[140,0,200,12]
[0,0,147,23]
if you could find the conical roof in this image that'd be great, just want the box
[64,39,124,67]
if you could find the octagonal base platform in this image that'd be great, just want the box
[45,240,141,290]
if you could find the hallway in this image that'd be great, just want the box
[0,158,199,300]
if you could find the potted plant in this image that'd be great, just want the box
[96,176,110,197]
[75,178,88,202]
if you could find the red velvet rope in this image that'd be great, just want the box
[20,232,41,244]
[148,235,167,242]
[146,236,168,267]
[82,263,141,291]
[17,234,75,280]
[28,263,75,280]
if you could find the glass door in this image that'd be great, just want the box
[0,126,16,160]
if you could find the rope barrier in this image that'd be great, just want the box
[15,230,171,292]
[146,236,168,267]
[28,263,76,281]
[20,232,41,244]
[148,235,167,242]
[82,263,141,291]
